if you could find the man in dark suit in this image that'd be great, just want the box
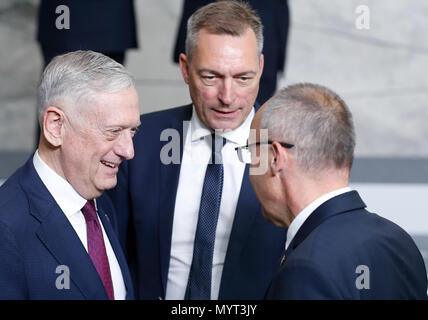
[0,51,140,299]
[37,0,138,66]
[173,0,289,104]
[246,83,427,299]
[108,1,286,300]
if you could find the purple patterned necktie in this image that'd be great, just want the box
[81,200,114,300]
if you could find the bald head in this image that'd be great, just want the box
[258,83,356,177]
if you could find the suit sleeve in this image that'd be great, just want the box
[267,259,343,300]
[0,221,27,299]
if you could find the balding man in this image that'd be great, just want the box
[242,83,427,299]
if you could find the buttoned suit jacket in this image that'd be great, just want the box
[0,157,134,299]
[108,104,286,299]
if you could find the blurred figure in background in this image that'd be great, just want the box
[173,0,289,105]
[35,0,138,144]
[37,0,137,66]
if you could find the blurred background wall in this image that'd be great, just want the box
[0,0,427,267]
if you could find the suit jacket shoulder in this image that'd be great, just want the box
[138,104,192,132]
[267,192,427,300]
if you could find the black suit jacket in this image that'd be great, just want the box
[108,104,286,299]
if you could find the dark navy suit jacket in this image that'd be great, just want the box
[108,104,286,299]
[266,191,427,299]
[0,158,134,300]
[37,0,137,53]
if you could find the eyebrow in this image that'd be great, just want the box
[130,122,141,130]
[198,69,257,77]
[234,71,257,77]
[105,121,141,130]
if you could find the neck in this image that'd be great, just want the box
[285,171,349,222]
[37,139,66,180]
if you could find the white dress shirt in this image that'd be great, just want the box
[33,150,126,300]
[285,187,352,251]
[165,106,255,300]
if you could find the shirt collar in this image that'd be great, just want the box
[33,150,88,217]
[190,105,255,145]
[285,186,352,250]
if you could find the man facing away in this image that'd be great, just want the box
[108,1,286,300]
[0,50,141,299]
[245,83,427,299]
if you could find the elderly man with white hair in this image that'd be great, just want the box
[0,50,140,299]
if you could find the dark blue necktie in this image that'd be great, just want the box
[185,133,225,300]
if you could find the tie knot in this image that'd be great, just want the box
[81,200,98,222]
[211,133,226,164]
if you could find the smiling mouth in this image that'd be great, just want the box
[100,160,119,169]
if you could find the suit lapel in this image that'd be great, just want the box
[98,206,134,299]
[20,159,107,299]
[158,105,193,295]
[285,191,367,257]
[35,206,108,299]
[218,165,261,298]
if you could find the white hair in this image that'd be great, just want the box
[37,50,135,126]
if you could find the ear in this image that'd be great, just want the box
[258,53,264,77]
[270,141,287,176]
[179,53,190,84]
[42,106,65,147]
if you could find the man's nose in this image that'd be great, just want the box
[115,130,135,160]
[218,78,235,105]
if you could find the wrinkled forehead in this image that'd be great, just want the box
[84,87,140,124]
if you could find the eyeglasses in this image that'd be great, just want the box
[235,141,294,164]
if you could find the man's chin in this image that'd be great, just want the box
[209,118,243,131]
[97,177,118,193]
[261,207,272,222]
[262,207,286,228]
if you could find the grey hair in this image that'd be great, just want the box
[260,83,356,174]
[37,50,135,126]
[185,0,263,62]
